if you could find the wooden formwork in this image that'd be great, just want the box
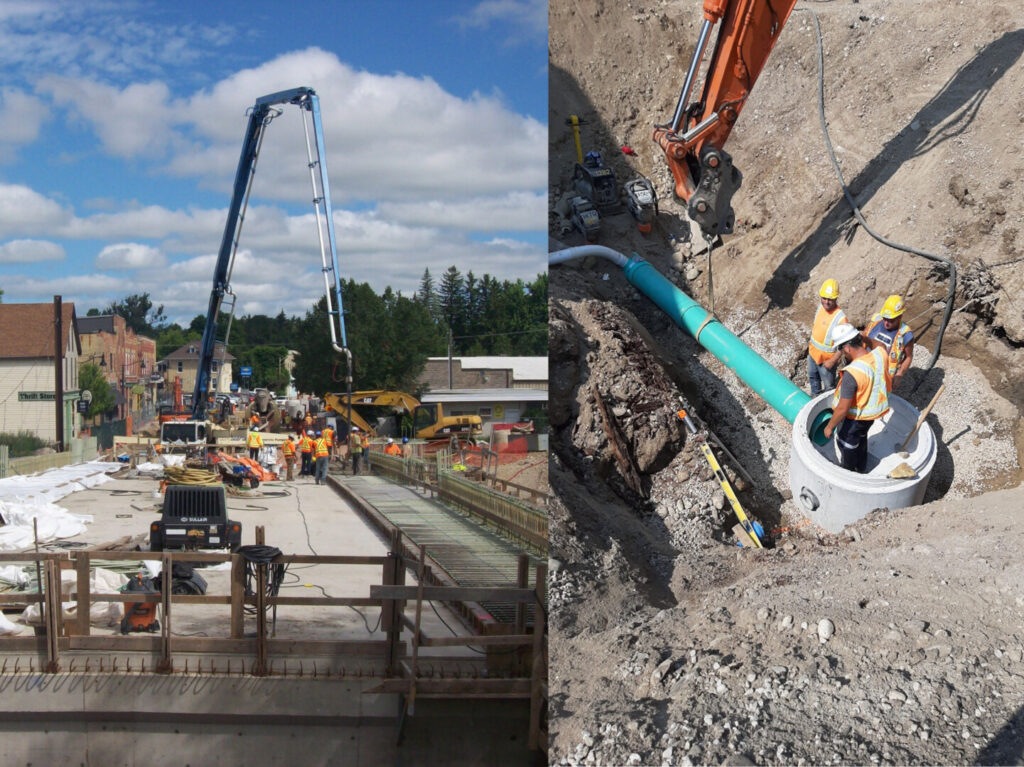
[0,531,548,750]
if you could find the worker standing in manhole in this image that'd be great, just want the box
[822,324,891,473]
[866,294,915,392]
[807,278,847,395]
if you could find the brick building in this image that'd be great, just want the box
[78,315,158,419]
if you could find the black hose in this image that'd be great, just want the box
[803,9,956,370]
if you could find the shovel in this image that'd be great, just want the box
[887,384,945,479]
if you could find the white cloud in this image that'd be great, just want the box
[454,0,547,40]
[0,184,69,235]
[39,77,179,158]
[0,238,64,263]
[94,242,166,269]
[376,192,546,231]
[0,88,49,146]
[166,49,546,203]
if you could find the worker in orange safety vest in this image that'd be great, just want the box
[322,425,335,458]
[348,427,364,475]
[866,294,915,391]
[246,428,263,461]
[313,431,330,485]
[823,323,891,474]
[281,435,296,481]
[807,278,847,396]
[299,431,314,477]
[384,438,402,456]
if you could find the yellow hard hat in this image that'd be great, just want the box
[819,279,839,299]
[880,294,905,319]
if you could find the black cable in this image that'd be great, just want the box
[802,8,956,371]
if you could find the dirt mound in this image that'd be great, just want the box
[549,0,1024,763]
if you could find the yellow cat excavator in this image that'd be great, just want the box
[322,390,482,441]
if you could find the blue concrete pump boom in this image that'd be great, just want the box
[192,86,352,421]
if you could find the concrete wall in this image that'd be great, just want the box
[0,674,535,766]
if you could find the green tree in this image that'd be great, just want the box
[79,363,116,418]
[106,293,163,335]
[156,325,198,360]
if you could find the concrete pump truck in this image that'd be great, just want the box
[159,87,353,452]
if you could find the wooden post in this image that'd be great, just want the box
[158,551,172,673]
[44,559,61,672]
[408,544,426,715]
[514,553,529,675]
[53,296,64,452]
[528,562,548,751]
[230,553,245,639]
[383,529,401,675]
[74,553,91,636]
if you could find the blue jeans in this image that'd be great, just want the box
[315,456,329,484]
[808,357,837,396]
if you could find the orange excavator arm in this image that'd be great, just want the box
[653,0,799,237]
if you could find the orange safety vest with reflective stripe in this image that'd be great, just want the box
[314,438,329,458]
[360,434,370,450]
[300,435,313,453]
[832,347,890,420]
[246,432,263,448]
[282,440,295,457]
[384,443,401,456]
[323,427,334,447]
[808,305,848,364]
[867,313,911,380]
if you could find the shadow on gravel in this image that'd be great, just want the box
[764,28,1024,310]
[976,705,1024,766]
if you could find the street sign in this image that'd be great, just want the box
[230,382,239,392]
[76,400,89,413]
[240,366,253,377]
[81,389,93,403]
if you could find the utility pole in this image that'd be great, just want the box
[53,296,64,452]
[447,327,453,389]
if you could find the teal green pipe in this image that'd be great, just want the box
[622,256,830,442]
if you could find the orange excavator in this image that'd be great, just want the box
[653,0,799,240]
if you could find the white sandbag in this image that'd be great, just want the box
[0,610,23,635]
[0,565,28,586]
[20,567,130,627]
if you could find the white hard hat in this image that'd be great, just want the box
[352,427,359,432]
[387,438,394,444]
[832,323,860,346]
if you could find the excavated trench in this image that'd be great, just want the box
[548,2,1024,763]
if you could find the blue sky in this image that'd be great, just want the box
[0,0,547,325]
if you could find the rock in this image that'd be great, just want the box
[652,658,673,684]
[818,618,835,643]
[684,263,701,281]
[778,615,794,631]
[903,619,928,634]
[712,491,727,510]
[888,689,907,703]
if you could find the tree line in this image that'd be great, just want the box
[87,267,547,400]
